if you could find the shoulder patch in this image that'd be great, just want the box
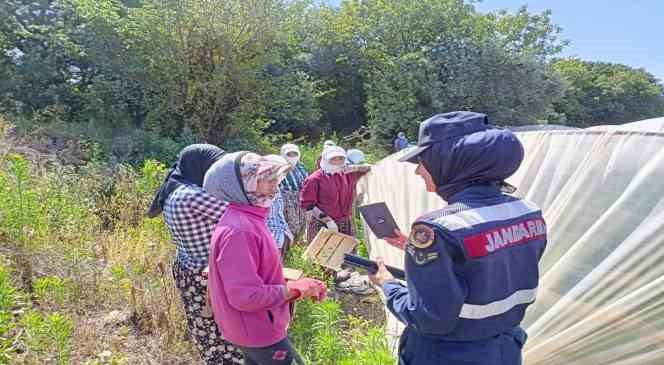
[409,224,435,249]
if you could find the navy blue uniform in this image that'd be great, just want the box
[383,184,546,365]
[385,111,542,364]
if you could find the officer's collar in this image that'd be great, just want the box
[446,183,503,203]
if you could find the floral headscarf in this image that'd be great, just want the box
[239,153,291,207]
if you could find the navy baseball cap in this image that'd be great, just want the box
[399,111,491,163]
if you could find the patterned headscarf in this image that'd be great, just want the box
[239,153,291,207]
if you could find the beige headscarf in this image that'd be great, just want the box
[239,153,291,207]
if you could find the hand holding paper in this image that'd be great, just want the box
[384,229,408,250]
[359,202,400,239]
[325,220,339,232]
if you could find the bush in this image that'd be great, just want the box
[284,247,393,364]
[0,263,75,365]
[20,311,74,365]
[0,135,393,364]
[0,264,23,364]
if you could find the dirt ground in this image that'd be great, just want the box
[331,288,386,326]
[69,314,198,365]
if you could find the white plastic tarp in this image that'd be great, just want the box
[587,116,664,133]
[358,123,664,365]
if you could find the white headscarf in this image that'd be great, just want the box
[346,149,365,165]
[321,146,347,174]
[280,143,300,167]
[323,140,336,148]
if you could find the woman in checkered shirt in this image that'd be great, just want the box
[278,144,309,243]
[148,144,244,365]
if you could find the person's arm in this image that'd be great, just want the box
[267,191,289,248]
[382,228,467,334]
[216,230,288,312]
[296,164,309,190]
[343,165,371,185]
[300,176,337,230]
[300,176,328,220]
[274,191,289,234]
[186,188,227,222]
[344,164,370,174]
[300,175,319,211]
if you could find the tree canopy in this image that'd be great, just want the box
[1,0,662,160]
[552,58,664,126]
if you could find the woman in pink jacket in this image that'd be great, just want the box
[203,152,327,365]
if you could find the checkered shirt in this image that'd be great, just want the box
[266,190,292,249]
[163,185,227,269]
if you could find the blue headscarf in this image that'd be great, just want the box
[420,127,524,202]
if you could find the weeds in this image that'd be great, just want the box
[21,311,74,365]
[284,247,393,364]
[0,264,23,364]
[0,146,393,364]
[34,276,71,308]
[0,263,75,365]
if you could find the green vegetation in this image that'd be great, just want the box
[0,263,75,365]
[2,0,661,164]
[551,59,664,126]
[0,123,391,363]
[284,245,393,364]
[2,0,664,363]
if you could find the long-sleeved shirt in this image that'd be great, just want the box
[266,190,292,248]
[163,184,227,269]
[280,163,308,192]
[300,170,367,221]
[383,185,546,341]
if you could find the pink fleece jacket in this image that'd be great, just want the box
[208,203,290,348]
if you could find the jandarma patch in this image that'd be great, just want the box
[413,251,439,266]
[409,224,435,249]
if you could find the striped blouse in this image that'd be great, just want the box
[280,163,309,192]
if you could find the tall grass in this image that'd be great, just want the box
[284,246,393,364]
[0,138,392,363]
[0,262,75,365]
[0,152,193,363]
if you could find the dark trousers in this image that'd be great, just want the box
[398,327,527,365]
[240,338,305,365]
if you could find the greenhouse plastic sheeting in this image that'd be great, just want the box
[587,116,664,133]
[357,124,664,365]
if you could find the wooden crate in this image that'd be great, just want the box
[303,228,358,270]
[283,267,304,281]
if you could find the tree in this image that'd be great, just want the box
[303,4,367,136]
[67,0,322,151]
[329,0,567,149]
[2,0,662,162]
[0,0,84,116]
[552,59,664,126]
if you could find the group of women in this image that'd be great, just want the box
[148,142,369,365]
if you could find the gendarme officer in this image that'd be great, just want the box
[370,111,547,365]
